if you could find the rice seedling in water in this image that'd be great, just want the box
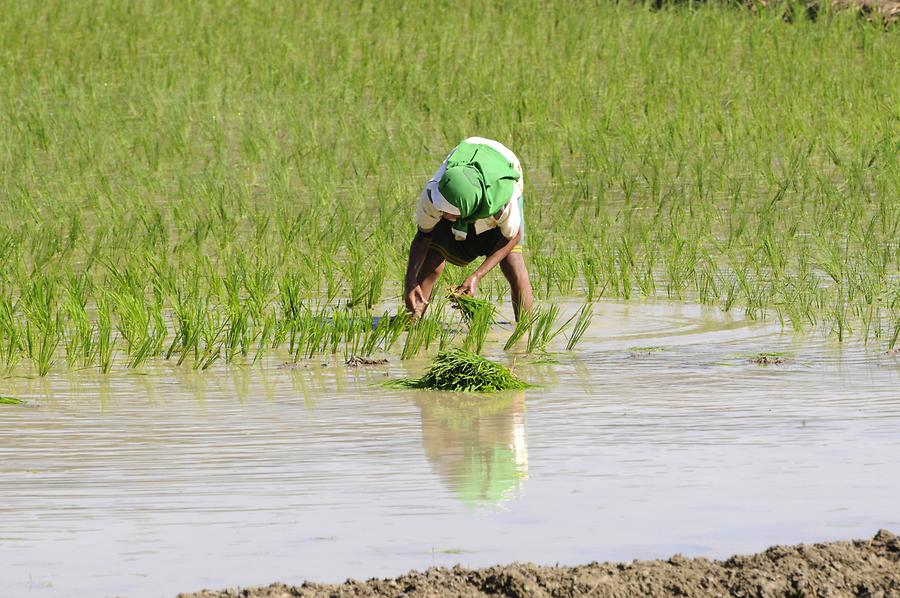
[391,348,529,393]
[252,314,275,365]
[384,312,412,354]
[504,309,540,351]
[401,320,429,360]
[526,305,570,354]
[402,305,447,359]
[195,312,225,370]
[462,303,494,355]
[889,321,900,352]
[0,295,23,371]
[26,317,61,377]
[360,312,392,357]
[0,0,897,375]
[448,291,495,325]
[96,299,114,374]
[565,303,593,351]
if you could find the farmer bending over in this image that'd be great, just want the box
[405,137,533,321]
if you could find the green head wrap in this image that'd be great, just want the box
[436,141,521,240]
[437,165,484,220]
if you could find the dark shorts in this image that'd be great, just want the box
[426,197,526,267]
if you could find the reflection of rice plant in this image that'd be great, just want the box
[392,349,528,393]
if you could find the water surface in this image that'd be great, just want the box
[2,300,898,598]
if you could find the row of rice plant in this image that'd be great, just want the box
[0,281,593,375]
[1,1,897,375]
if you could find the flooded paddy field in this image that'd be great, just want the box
[2,2,898,596]
[2,301,898,597]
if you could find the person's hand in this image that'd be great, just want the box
[405,285,428,318]
[455,274,480,297]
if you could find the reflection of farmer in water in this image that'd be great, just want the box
[405,137,534,321]
[415,393,527,505]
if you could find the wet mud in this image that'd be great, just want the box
[180,530,900,598]
[345,356,390,367]
[749,352,787,365]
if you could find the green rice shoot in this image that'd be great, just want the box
[503,309,540,351]
[566,303,594,351]
[448,291,495,325]
[391,348,529,393]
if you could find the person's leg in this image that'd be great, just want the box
[500,252,533,321]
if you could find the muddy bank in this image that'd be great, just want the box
[180,530,900,597]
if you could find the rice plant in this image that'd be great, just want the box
[526,306,567,354]
[391,348,529,393]
[565,303,594,351]
[448,291,495,325]
[460,299,495,355]
[0,0,895,376]
[504,309,540,351]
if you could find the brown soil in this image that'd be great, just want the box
[750,354,786,365]
[179,530,900,598]
[345,356,390,367]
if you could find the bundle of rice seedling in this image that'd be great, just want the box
[392,348,529,393]
[447,291,495,324]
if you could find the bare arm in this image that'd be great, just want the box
[405,231,431,293]
[456,230,521,295]
[404,230,432,315]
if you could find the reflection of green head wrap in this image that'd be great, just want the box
[438,141,520,240]
[457,445,522,505]
[417,393,527,506]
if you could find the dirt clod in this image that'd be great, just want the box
[750,353,786,365]
[179,530,900,598]
[345,356,389,367]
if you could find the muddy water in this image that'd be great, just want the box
[1,300,898,598]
